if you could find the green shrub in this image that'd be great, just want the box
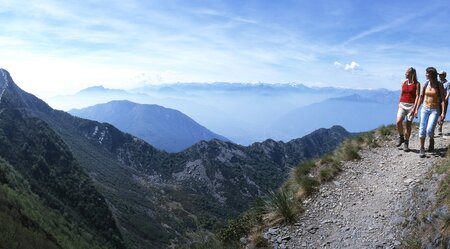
[377,125,395,138]
[217,215,252,244]
[318,155,342,168]
[216,199,265,245]
[437,173,450,206]
[298,176,319,197]
[319,165,340,182]
[441,214,450,233]
[337,140,361,161]
[402,237,421,249]
[359,132,378,147]
[319,154,336,164]
[292,161,315,180]
[252,234,269,248]
[189,234,239,249]
[265,189,298,224]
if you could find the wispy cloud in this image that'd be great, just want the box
[342,2,441,46]
[1,0,450,97]
[334,61,361,72]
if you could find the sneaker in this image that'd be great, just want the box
[428,139,435,152]
[396,135,405,147]
[403,140,410,152]
[419,148,426,158]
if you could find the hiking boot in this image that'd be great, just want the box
[419,148,426,158]
[428,139,435,152]
[396,135,405,147]
[403,140,410,152]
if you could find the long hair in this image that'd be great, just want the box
[426,67,438,85]
[409,67,418,84]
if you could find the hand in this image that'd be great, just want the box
[439,114,445,125]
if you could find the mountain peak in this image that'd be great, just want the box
[0,68,12,102]
[77,85,127,95]
[70,100,229,152]
[78,85,106,92]
[0,68,52,113]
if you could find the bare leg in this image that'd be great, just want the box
[429,137,435,151]
[396,116,404,136]
[396,116,405,147]
[405,121,412,140]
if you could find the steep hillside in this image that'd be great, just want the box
[0,109,125,249]
[69,100,229,152]
[0,68,351,248]
[0,156,119,249]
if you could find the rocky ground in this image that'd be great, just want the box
[264,124,450,249]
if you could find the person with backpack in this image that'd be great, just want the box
[396,67,421,152]
[414,67,446,158]
[438,70,449,135]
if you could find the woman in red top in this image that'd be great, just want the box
[396,67,421,152]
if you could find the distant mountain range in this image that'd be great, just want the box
[0,68,351,248]
[47,83,400,144]
[269,94,399,140]
[69,100,229,152]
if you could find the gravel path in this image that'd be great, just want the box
[265,124,450,249]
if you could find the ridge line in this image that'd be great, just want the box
[0,69,10,102]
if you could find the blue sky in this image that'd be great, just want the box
[0,0,449,98]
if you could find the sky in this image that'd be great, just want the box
[0,0,449,99]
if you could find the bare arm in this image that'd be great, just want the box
[414,84,425,117]
[411,82,421,115]
[446,88,450,102]
[440,83,446,120]
[398,81,404,103]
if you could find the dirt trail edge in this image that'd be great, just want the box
[265,124,450,249]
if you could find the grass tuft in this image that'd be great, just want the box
[265,189,299,224]
[250,234,269,248]
[292,161,315,179]
[297,176,319,198]
[319,165,341,182]
[401,237,421,249]
[377,124,395,138]
[441,214,450,233]
[336,140,361,161]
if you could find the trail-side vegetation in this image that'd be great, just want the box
[0,109,125,249]
[400,129,450,248]
[0,157,109,249]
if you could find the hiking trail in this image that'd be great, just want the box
[264,124,450,248]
